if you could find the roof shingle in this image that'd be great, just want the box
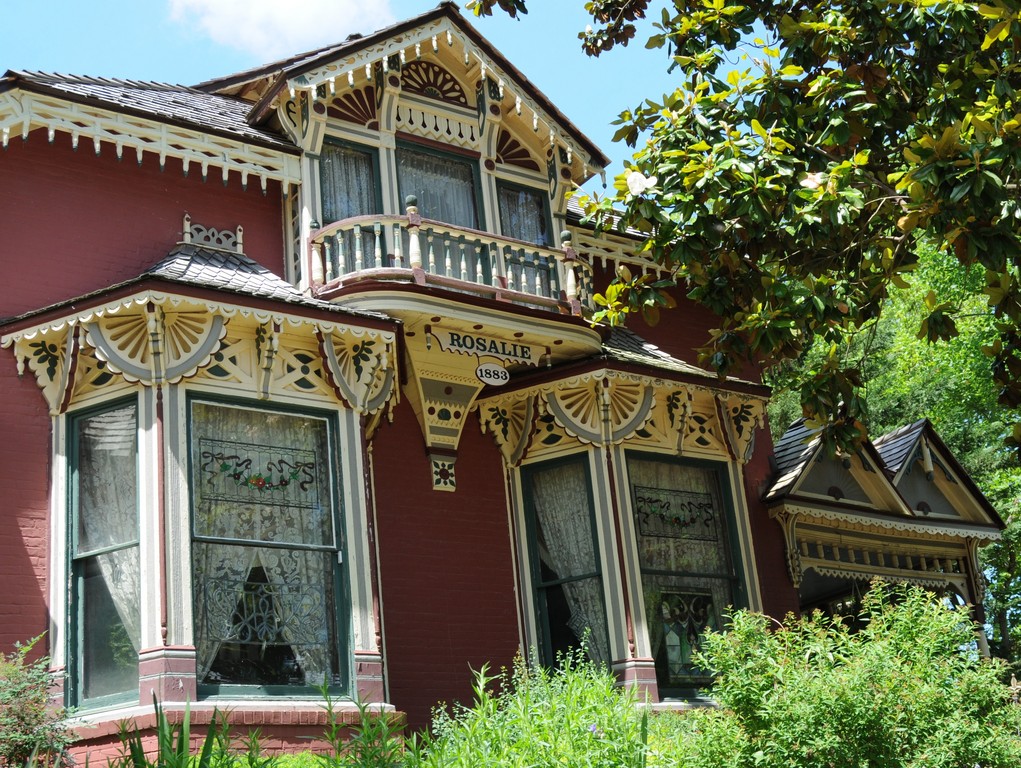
[7,71,294,151]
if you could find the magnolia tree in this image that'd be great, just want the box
[471,0,1021,455]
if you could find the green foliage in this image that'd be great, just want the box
[767,242,1021,672]
[411,651,647,768]
[473,0,1021,456]
[651,585,1021,768]
[0,636,71,768]
[317,683,405,768]
[111,696,218,768]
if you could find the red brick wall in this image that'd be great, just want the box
[0,129,288,655]
[588,262,763,382]
[0,354,52,653]
[0,128,286,318]
[741,424,801,619]
[370,400,520,730]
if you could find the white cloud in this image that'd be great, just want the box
[169,0,397,61]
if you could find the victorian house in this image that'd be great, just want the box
[0,2,1003,757]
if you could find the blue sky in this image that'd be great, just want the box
[0,0,682,187]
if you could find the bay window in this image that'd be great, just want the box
[69,402,140,705]
[627,455,744,694]
[189,400,346,692]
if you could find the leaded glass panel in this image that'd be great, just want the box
[628,457,737,691]
[190,401,342,689]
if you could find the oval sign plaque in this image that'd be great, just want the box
[476,362,510,386]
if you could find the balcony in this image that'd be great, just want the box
[309,197,593,316]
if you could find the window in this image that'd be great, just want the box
[497,182,557,295]
[497,183,550,247]
[319,141,381,275]
[189,400,346,692]
[396,145,491,284]
[627,455,743,694]
[69,402,140,705]
[396,146,480,229]
[522,456,609,666]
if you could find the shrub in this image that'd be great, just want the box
[651,584,1021,768]
[410,649,647,768]
[0,636,71,768]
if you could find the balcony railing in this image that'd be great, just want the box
[309,198,592,315]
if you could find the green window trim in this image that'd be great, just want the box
[67,398,141,709]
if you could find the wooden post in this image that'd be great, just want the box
[406,195,422,270]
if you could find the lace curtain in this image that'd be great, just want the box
[75,405,140,699]
[497,184,549,246]
[530,460,609,664]
[396,147,479,228]
[190,402,336,686]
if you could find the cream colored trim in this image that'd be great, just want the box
[0,91,300,187]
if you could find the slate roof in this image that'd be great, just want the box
[599,326,763,390]
[4,71,295,152]
[145,244,343,309]
[0,244,389,330]
[873,419,927,475]
[764,418,821,502]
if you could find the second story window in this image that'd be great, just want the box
[320,141,381,275]
[497,182,550,247]
[396,145,480,230]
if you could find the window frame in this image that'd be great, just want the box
[66,396,141,709]
[185,394,352,699]
[495,178,554,248]
[394,140,486,231]
[318,137,384,225]
[623,450,749,698]
[520,453,610,668]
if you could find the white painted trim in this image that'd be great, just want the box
[48,414,68,669]
[727,461,763,612]
[0,91,300,187]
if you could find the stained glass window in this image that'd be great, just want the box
[628,456,739,692]
[190,401,343,689]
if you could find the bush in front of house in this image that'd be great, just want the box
[0,636,72,768]
[408,648,647,768]
[647,584,1021,768]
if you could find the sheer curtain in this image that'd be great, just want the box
[497,184,554,295]
[75,405,140,699]
[396,147,479,228]
[396,147,490,283]
[320,143,379,274]
[530,461,609,664]
[190,402,336,686]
